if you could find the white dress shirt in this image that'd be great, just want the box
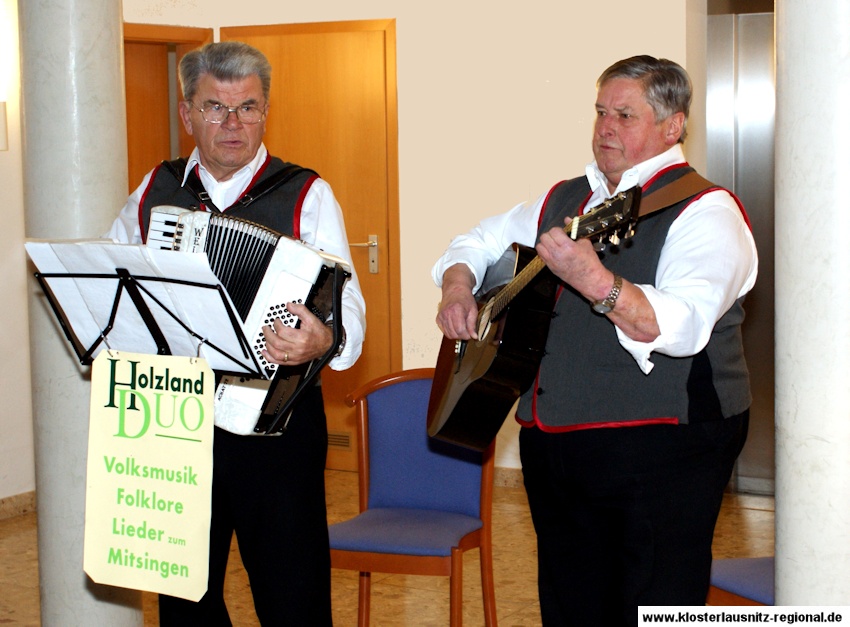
[431,144,758,374]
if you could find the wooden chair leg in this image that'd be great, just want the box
[479,541,497,626]
[450,547,463,626]
[358,571,372,626]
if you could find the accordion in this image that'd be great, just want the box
[147,205,350,435]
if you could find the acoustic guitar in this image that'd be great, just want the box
[427,187,640,451]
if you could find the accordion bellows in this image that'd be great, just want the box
[147,205,349,435]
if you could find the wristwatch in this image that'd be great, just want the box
[334,327,347,358]
[591,274,623,314]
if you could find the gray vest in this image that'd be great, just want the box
[139,156,317,240]
[517,167,751,429]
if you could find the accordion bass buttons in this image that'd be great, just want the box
[255,298,305,373]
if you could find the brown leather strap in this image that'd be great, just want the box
[638,171,715,217]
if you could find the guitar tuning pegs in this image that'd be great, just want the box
[593,238,607,252]
[609,233,621,247]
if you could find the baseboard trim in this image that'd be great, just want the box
[0,491,36,521]
[735,476,775,496]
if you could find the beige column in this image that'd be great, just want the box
[774,0,850,605]
[19,0,142,623]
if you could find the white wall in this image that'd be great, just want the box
[2,0,705,498]
[0,0,35,502]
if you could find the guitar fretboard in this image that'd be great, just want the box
[480,190,635,323]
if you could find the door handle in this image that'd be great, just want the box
[350,234,379,274]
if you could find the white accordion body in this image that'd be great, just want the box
[147,205,348,435]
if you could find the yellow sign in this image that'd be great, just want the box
[83,351,214,601]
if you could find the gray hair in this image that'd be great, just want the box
[179,41,272,102]
[597,55,692,143]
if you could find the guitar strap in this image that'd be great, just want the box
[161,158,313,214]
[636,171,716,218]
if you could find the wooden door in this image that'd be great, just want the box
[123,24,212,192]
[221,21,401,470]
[124,40,170,190]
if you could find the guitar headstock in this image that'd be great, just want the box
[569,185,641,250]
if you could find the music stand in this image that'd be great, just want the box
[27,239,350,434]
[26,240,266,376]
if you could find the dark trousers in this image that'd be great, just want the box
[519,413,748,627]
[159,386,333,626]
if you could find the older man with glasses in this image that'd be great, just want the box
[106,40,365,626]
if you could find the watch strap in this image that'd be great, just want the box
[592,274,623,314]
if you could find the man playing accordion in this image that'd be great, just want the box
[106,41,365,625]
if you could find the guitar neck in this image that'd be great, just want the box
[489,256,547,319]
[483,189,637,321]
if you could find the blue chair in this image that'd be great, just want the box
[707,556,775,605]
[328,368,497,626]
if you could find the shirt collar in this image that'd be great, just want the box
[585,144,687,197]
[181,143,269,188]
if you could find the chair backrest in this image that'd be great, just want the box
[347,369,486,519]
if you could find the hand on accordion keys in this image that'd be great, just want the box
[261,301,335,367]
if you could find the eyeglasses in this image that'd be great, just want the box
[189,101,266,124]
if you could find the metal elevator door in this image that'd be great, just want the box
[707,12,775,495]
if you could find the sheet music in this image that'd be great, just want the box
[25,240,264,375]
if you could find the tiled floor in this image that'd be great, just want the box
[0,470,774,626]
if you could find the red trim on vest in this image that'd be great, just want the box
[137,163,165,244]
[538,180,575,228]
[516,414,680,432]
[227,154,272,211]
[730,193,752,230]
[675,187,753,234]
[644,162,753,230]
[579,191,594,215]
[642,162,690,191]
[293,174,319,240]
[526,165,741,432]
[682,188,753,232]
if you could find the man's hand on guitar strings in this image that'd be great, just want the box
[262,302,334,366]
[436,264,479,340]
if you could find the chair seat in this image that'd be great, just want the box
[329,508,483,557]
[710,556,775,605]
